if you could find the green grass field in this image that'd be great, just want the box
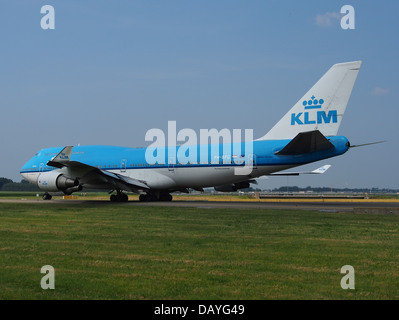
[0,201,398,299]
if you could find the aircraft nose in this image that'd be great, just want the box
[20,159,40,184]
[20,170,40,184]
[20,172,28,180]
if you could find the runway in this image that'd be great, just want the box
[2,198,399,213]
[132,199,399,213]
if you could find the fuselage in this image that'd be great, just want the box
[20,136,349,191]
[18,61,362,202]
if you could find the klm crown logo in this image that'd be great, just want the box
[302,95,324,110]
[291,95,338,126]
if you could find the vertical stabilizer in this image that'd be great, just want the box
[258,61,362,140]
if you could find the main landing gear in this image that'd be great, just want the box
[108,190,172,202]
[110,191,129,202]
[139,192,172,202]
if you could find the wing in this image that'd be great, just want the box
[47,146,149,192]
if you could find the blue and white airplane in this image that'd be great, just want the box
[21,61,362,202]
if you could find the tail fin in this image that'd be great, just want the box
[258,61,362,140]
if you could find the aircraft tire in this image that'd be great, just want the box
[42,193,52,200]
[121,193,128,202]
[160,194,172,201]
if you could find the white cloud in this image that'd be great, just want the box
[372,87,390,96]
[315,12,341,27]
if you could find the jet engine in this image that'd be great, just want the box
[214,181,250,192]
[37,171,79,192]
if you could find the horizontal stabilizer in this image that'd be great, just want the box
[276,130,334,156]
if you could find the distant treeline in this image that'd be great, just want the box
[0,177,398,193]
[270,186,399,194]
[0,178,40,191]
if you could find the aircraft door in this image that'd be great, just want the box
[121,159,127,172]
[168,157,175,173]
[248,154,257,170]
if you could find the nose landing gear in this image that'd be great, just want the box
[42,193,52,200]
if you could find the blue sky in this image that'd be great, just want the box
[0,0,398,189]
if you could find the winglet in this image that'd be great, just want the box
[311,164,331,174]
[268,164,331,176]
[47,146,73,168]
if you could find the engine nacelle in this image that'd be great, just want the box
[37,171,79,192]
[214,182,250,192]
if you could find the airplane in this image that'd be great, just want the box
[21,61,362,202]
